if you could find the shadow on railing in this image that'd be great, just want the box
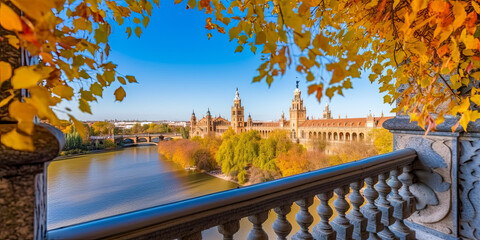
[47,149,417,240]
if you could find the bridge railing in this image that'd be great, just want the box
[47,149,417,240]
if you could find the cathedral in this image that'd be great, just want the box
[189,83,392,142]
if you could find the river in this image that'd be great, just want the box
[48,145,323,238]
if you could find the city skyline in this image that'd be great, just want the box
[59,1,393,122]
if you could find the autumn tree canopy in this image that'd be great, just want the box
[0,0,479,150]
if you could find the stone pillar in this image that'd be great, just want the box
[384,115,480,240]
[0,124,64,240]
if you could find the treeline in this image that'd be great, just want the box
[158,129,391,185]
[62,125,116,155]
[89,121,187,136]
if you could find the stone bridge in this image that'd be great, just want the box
[90,133,177,144]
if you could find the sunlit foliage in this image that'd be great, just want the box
[0,0,154,150]
[188,0,480,132]
[371,128,394,154]
[2,0,477,151]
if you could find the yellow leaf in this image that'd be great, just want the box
[114,86,126,101]
[1,129,34,151]
[0,93,13,107]
[135,26,142,38]
[459,112,471,130]
[90,82,103,97]
[11,66,43,89]
[69,114,86,139]
[5,35,19,49]
[472,0,480,13]
[327,64,347,84]
[126,27,132,38]
[9,100,36,134]
[452,2,467,30]
[0,3,23,31]
[0,61,12,83]
[9,100,36,122]
[471,94,480,105]
[255,31,266,45]
[52,85,74,100]
[117,76,126,85]
[411,0,428,14]
[126,75,137,83]
[235,45,243,53]
[79,99,92,114]
[10,0,55,20]
[143,16,150,28]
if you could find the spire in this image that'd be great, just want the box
[234,88,240,100]
[296,80,299,89]
[207,108,211,116]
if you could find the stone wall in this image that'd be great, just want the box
[385,116,480,240]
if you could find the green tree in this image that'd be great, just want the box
[181,127,189,139]
[255,130,292,172]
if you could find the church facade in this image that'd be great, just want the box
[189,84,392,142]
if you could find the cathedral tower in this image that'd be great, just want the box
[289,81,306,139]
[323,103,332,119]
[206,108,212,134]
[190,110,197,132]
[231,88,245,134]
[247,114,253,130]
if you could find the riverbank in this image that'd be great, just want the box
[55,143,159,161]
[204,169,242,186]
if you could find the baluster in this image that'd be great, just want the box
[347,181,368,240]
[331,185,353,240]
[313,191,336,240]
[247,211,269,240]
[398,165,416,215]
[273,203,293,240]
[375,172,396,240]
[388,168,415,240]
[393,166,417,240]
[361,176,383,240]
[218,220,240,240]
[292,196,315,240]
[179,231,202,240]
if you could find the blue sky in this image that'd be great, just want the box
[63,1,393,121]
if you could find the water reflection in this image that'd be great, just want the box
[47,146,238,230]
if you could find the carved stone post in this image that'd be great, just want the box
[384,115,480,239]
[0,124,64,239]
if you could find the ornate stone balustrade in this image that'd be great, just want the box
[47,149,417,240]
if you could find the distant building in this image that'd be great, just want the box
[190,83,392,142]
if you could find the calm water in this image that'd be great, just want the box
[48,145,325,238]
[47,146,238,230]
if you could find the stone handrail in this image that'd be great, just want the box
[47,149,417,240]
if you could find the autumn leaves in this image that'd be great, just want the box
[191,0,480,133]
[0,0,149,150]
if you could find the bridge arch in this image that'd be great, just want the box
[333,132,338,141]
[339,132,344,141]
[345,132,351,141]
